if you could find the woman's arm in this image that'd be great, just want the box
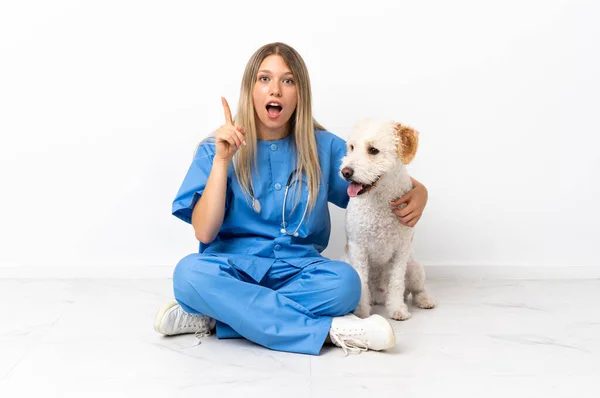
[390,177,428,227]
[192,97,246,244]
[191,159,230,244]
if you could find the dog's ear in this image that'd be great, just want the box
[394,123,419,164]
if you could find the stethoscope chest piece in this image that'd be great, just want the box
[252,197,261,213]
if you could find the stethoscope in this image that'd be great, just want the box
[249,169,310,237]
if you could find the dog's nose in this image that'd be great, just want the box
[341,167,354,179]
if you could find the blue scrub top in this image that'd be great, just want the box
[172,130,350,282]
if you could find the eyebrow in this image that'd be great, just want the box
[258,70,294,76]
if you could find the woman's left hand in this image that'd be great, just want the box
[390,178,428,228]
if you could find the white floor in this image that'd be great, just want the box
[1,273,599,397]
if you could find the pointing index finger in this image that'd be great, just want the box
[221,97,234,126]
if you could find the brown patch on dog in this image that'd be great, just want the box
[394,123,419,164]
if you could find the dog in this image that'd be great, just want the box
[340,118,435,320]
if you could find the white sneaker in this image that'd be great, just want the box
[154,300,216,336]
[329,313,396,355]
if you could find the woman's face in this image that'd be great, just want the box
[252,55,298,139]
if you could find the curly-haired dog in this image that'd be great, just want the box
[340,119,435,320]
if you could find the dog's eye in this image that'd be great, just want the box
[349,144,354,151]
[368,147,380,155]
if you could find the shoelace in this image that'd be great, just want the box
[178,312,212,348]
[182,329,212,348]
[178,311,207,331]
[329,331,369,356]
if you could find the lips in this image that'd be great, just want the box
[266,102,283,119]
[346,176,381,198]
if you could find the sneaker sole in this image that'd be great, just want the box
[153,300,179,335]
[369,314,397,350]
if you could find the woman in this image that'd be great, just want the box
[154,42,428,355]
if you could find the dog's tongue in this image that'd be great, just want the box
[347,182,363,198]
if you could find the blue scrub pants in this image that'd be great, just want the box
[173,254,361,355]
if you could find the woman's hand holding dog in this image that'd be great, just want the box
[391,178,428,228]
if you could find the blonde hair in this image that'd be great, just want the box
[233,42,325,210]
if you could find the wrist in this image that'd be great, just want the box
[411,177,425,191]
[213,158,231,169]
[410,177,420,189]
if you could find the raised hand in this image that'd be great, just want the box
[214,97,246,162]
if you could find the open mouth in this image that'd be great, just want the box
[266,103,283,119]
[347,176,381,198]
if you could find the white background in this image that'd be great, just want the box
[1,0,598,272]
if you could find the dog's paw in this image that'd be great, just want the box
[388,306,411,321]
[413,292,436,309]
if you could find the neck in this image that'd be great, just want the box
[374,161,412,201]
[256,123,290,141]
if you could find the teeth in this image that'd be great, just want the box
[267,103,281,107]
